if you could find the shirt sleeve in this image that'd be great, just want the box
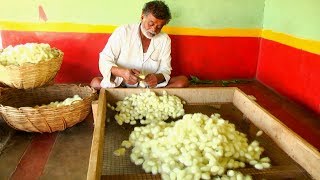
[156,36,172,87]
[99,27,125,88]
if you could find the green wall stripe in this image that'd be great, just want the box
[263,0,320,41]
[0,0,265,29]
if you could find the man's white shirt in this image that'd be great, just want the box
[99,23,172,88]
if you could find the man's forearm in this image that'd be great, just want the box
[111,66,126,81]
[111,66,123,77]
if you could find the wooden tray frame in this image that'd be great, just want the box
[87,87,320,180]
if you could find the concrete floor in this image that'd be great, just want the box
[0,81,319,179]
[0,114,94,180]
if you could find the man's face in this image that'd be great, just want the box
[141,13,167,37]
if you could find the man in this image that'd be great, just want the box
[91,0,189,89]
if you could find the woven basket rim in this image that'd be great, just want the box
[0,48,63,68]
[0,84,96,110]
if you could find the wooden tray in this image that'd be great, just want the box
[87,88,320,180]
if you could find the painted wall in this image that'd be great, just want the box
[257,0,320,113]
[0,0,319,114]
[0,0,265,28]
[0,0,265,82]
[0,31,2,49]
[263,0,320,41]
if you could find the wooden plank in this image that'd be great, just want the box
[105,87,236,104]
[87,89,107,180]
[233,89,320,179]
[91,100,98,123]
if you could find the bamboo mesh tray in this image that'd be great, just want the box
[87,88,319,179]
[0,49,63,89]
[0,84,97,133]
[101,104,312,179]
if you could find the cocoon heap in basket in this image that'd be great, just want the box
[0,43,63,89]
[0,84,97,133]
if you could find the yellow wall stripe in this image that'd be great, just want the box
[163,27,261,37]
[262,30,320,55]
[0,21,261,37]
[1,21,319,55]
[0,21,117,33]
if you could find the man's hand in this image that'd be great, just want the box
[122,69,140,85]
[145,73,165,88]
[111,67,140,85]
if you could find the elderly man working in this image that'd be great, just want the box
[91,0,189,89]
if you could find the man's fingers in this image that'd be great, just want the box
[149,83,156,88]
[127,78,138,85]
[131,75,138,81]
[144,75,151,81]
[132,69,141,75]
[148,81,157,88]
[145,78,157,88]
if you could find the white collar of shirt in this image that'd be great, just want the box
[133,23,161,62]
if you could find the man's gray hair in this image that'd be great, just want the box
[142,1,172,24]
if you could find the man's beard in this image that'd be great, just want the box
[140,24,156,39]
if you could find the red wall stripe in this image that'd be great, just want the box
[1,31,107,83]
[3,30,316,112]
[1,31,259,83]
[257,39,320,114]
[170,35,260,79]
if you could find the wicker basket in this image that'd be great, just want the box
[0,49,63,89]
[0,84,97,133]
